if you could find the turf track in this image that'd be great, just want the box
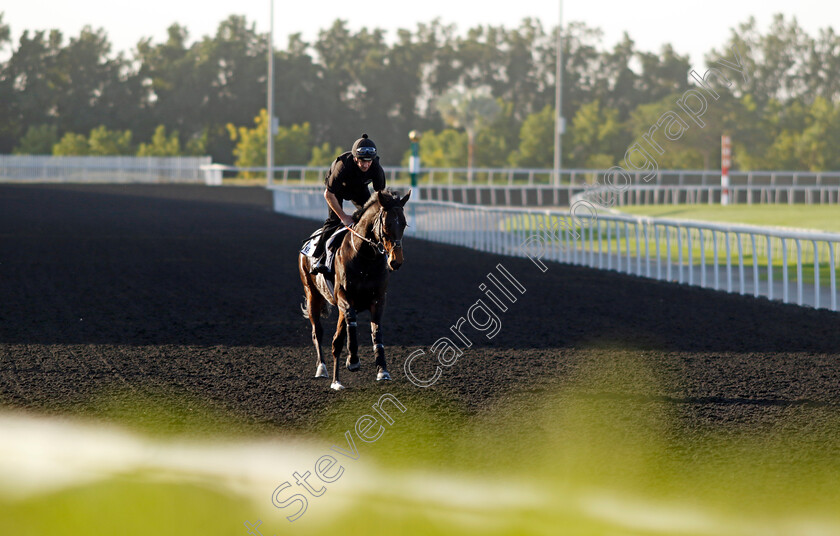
[1,184,839,440]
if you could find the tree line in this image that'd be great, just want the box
[1,12,838,171]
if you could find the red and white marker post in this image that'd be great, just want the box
[721,135,731,206]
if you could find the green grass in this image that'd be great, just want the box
[618,204,840,233]
[616,205,840,286]
[502,208,840,288]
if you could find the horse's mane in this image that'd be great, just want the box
[352,188,403,223]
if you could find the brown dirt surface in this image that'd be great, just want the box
[1,184,839,442]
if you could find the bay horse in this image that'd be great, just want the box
[298,189,410,390]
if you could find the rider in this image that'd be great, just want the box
[309,134,386,274]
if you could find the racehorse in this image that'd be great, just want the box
[298,189,410,390]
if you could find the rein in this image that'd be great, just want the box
[345,206,403,256]
[345,220,385,256]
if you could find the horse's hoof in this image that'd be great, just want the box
[330,381,345,391]
[346,359,360,372]
[376,370,392,381]
[315,363,328,378]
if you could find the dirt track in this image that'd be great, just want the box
[1,184,839,439]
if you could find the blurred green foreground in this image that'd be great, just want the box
[1,351,839,536]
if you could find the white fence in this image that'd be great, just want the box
[271,185,840,312]
[267,165,840,187]
[0,155,215,184]
[601,184,840,206]
[9,158,837,200]
[260,165,840,208]
[410,183,840,207]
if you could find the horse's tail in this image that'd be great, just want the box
[300,296,333,319]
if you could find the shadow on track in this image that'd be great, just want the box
[1,184,838,355]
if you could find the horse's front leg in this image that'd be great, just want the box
[370,296,390,381]
[344,303,360,372]
[335,286,359,374]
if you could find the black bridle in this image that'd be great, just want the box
[376,207,404,253]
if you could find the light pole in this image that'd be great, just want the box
[408,130,421,231]
[266,0,275,185]
[553,0,564,186]
[409,130,421,190]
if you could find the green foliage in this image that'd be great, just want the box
[628,97,706,170]
[1,14,839,170]
[764,130,802,171]
[132,17,266,163]
[568,100,624,168]
[435,86,501,172]
[435,86,501,135]
[473,100,517,168]
[13,124,58,154]
[584,153,615,169]
[509,105,555,168]
[227,114,266,176]
[87,126,133,156]
[0,13,10,50]
[308,142,342,167]
[52,126,134,156]
[184,131,208,156]
[405,129,467,168]
[53,132,90,156]
[473,127,509,168]
[137,125,180,156]
[792,97,840,171]
[732,96,840,171]
[274,122,313,166]
[227,109,314,176]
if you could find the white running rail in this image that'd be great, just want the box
[271,185,839,312]
[265,165,840,188]
[222,164,840,207]
[0,155,214,184]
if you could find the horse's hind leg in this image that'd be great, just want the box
[330,309,347,390]
[370,298,390,381]
[301,253,328,378]
[308,290,328,378]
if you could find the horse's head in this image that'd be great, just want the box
[374,189,411,270]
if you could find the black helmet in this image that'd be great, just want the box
[351,134,377,161]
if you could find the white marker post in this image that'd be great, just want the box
[721,135,731,206]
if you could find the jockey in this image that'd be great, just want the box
[309,134,386,274]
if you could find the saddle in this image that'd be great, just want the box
[301,228,348,270]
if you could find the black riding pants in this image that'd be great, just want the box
[313,212,343,258]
